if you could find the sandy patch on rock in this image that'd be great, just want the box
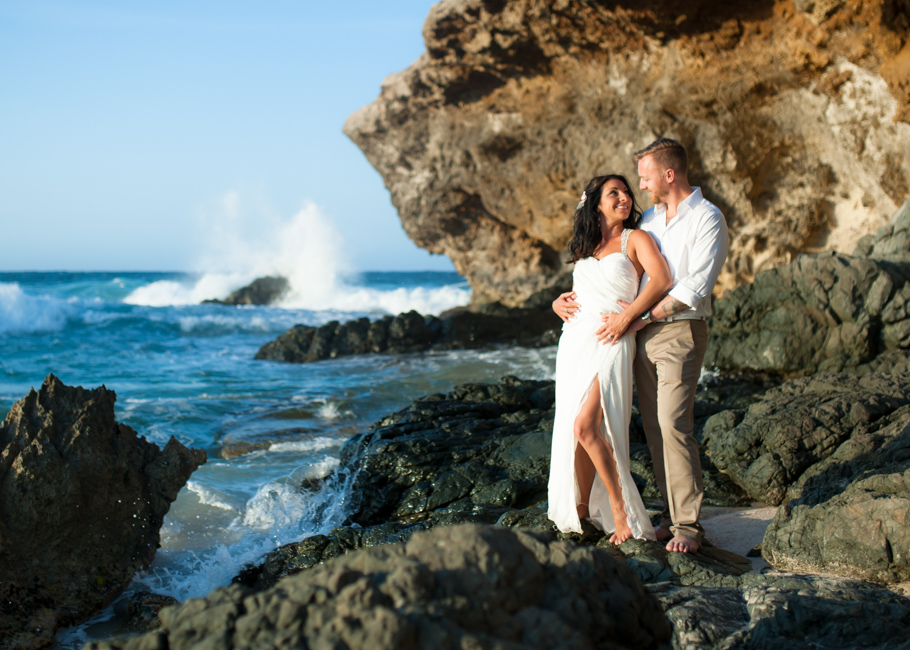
[702,505,778,571]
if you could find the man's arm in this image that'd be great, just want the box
[651,295,691,320]
[605,294,689,339]
[666,209,729,311]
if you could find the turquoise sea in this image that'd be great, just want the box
[0,271,557,647]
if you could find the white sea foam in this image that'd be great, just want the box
[304,455,341,479]
[122,193,470,316]
[133,423,373,616]
[133,469,355,602]
[297,283,472,317]
[177,313,274,334]
[123,273,248,307]
[0,282,71,333]
[239,480,317,531]
[186,481,236,511]
[315,401,353,421]
[267,436,339,454]
[135,538,279,602]
[699,366,720,385]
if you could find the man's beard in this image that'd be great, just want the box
[648,184,669,205]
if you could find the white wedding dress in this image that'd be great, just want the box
[548,229,656,539]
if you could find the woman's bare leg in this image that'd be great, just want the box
[575,445,594,519]
[573,376,632,544]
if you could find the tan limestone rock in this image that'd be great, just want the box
[345,0,910,307]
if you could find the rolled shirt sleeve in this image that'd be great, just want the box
[668,207,729,310]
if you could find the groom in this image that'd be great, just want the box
[557,138,728,553]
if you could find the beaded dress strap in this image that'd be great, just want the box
[621,229,631,257]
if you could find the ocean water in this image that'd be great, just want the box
[0,270,557,647]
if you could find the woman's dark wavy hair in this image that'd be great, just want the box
[568,174,642,263]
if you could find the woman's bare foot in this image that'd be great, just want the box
[577,503,590,520]
[608,508,632,544]
[609,521,633,545]
[654,526,672,542]
[666,534,699,553]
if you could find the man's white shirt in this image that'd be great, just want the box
[638,187,729,320]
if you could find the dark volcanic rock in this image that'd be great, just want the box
[341,375,556,526]
[123,591,180,633]
[653,576,910,649]
[254,303,558,362]
[762,403,910,584]
[204,275,289,306]
[704,250,910,376]
[87,524,673,650]
[0,375,206,648]
[703,369,910,583]
[702,370,910,507]
[221,368,910,648]
[238,373,763,593]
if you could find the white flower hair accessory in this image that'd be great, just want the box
[576,190,587,211]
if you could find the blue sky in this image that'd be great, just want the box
[0,1,454,272]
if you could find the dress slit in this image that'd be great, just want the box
[568,354,636,536]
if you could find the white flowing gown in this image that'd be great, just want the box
[547,229,656,539]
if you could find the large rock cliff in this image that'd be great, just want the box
[345,0,910,307]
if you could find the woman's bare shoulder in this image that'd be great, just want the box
[628,229,658,248]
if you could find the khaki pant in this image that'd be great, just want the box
[634,320,708,542]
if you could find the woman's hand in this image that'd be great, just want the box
[553,292,579,323]
[595,309,632,345]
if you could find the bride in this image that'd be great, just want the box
[548,174,671,543]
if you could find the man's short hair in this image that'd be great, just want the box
[633,138,688,175]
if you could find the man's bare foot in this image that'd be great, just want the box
[666,534,699,553]
[654,526,672,542]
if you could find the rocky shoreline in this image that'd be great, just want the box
[0,376,205,648]
[85,363,910,649]
[62,197,910,648]
[5,1,910,647]
[254,303,559,363]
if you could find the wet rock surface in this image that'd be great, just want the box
[235,373,768,593]
[87,524,673,650]
[228,369,910,648]
[340,376,556,526]
[0,375,206,649]
[72,359,910,648]
[204,275,289,306]
[254,304,558,363]
[652,577,910,649]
